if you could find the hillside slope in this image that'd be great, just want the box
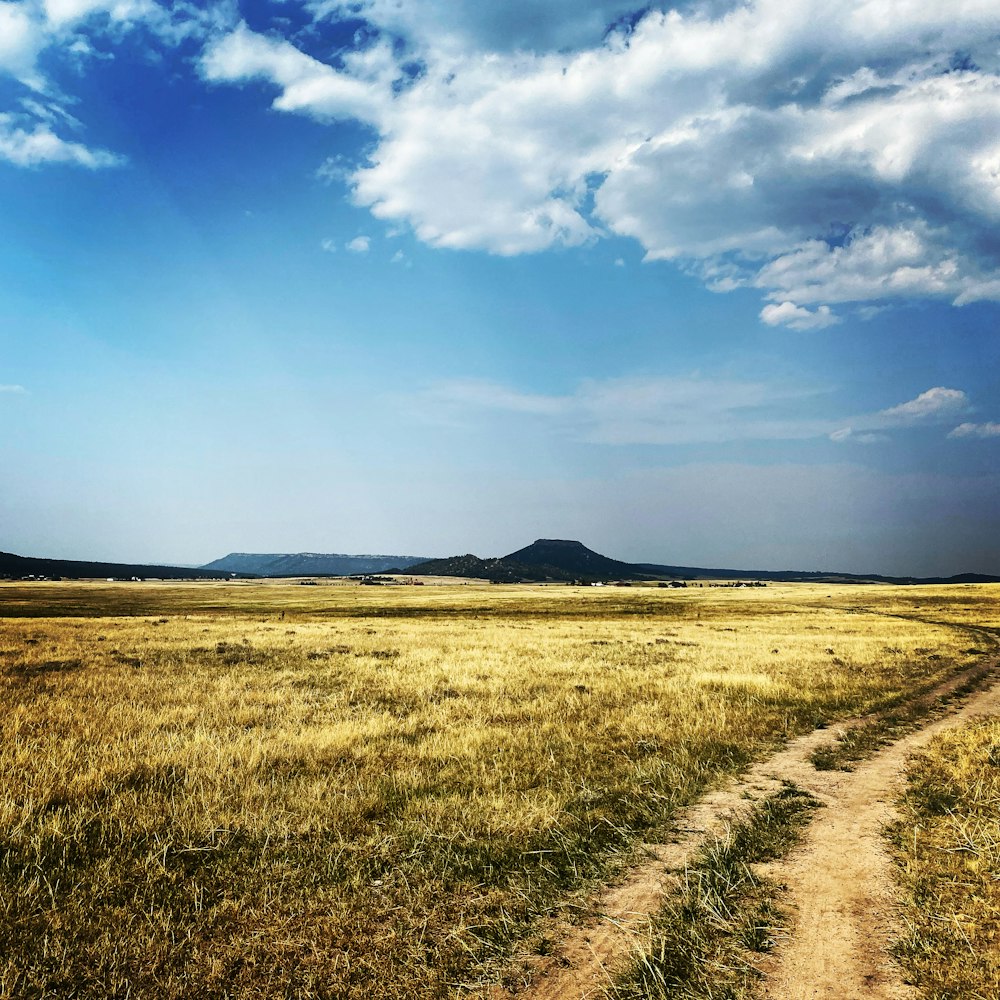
[202,552,432,577]
[407,539,1000,585]
[0,551,238,580]
[503,539,641,580]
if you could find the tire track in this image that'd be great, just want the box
[485,629,1000,1000]
[757,662,1000,1000]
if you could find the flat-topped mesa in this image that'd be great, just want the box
[503,539,637,578]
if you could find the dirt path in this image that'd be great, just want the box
[486,655,1000,1000]
[758,671,1000,1000]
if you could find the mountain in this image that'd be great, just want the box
[406,539,653,583]
[0,551,241,581]
[405,539,1000,585]
[7,543,994,586]
[634,563,1000,584]
[202,552,433,577]
[393,554,539,583]
[503,538,641,579]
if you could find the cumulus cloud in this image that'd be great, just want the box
[200,21,388,123]
[753,223,1000,309]
[194,0,1000,315]
[826,386,976,440]
[0,113,122,167]
[948,421,1000,439]
[0,2,46,87]
[3,0,213,84]
[346,235,371,253]
[7,0,1000,318]
[878,387,970,424]
[760,301,839,330]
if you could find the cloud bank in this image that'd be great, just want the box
[5,0,1000,325]
[412,377,989,447]
[199,0,1000,324]
[949,421,1000,439]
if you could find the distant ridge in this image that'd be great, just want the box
[404,539,1000,585]
[5,544,995,586]
[202,552,432,577]
[0,551,241,581]
[389,554,539,583]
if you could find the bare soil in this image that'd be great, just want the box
[486,656,1000,1000]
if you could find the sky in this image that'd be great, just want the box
[1,0,999,576]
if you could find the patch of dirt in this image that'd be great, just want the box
[485,656,1000,1000]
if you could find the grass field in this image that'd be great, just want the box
[892,716,1000,999]
[0,580,996,998]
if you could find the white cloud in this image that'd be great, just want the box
[878,387,970,424]
[320,238,337,252]
[760,301,839,330]
[0,1,223,171]
[948,421,1000,439]
[6,0,1000,319]
[200,21,389,123]
[0,383,27,394]
[415,374,833,445]
[829,427,888,445]
[2,0,215,86]
[753,223,1000,309]
[0,113,121,167]
[42,0,157,29]
[194,1,1000,315]
[308,0,647,55]
[0,2,46,87]
[414,375,983,447]
[824,385,975,439]
[346,235,371,253]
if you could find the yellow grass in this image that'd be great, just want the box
[892,716,1000,999]
[0,580,995,998]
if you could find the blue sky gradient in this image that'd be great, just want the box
[2,0,999,574]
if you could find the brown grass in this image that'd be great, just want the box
[0,580,994,998]
[891,715,1000,999]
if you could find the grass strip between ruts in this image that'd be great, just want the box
[609,783,820,1000]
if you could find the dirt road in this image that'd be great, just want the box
[488,654,1000,1000]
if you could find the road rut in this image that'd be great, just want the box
[487,654,1000,1000]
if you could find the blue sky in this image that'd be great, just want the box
[2,0,999,575]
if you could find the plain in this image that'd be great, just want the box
[0,580,996,998]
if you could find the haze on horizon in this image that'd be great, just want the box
[2,0,999,578]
